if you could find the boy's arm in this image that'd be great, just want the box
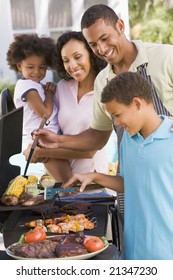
[63,172,124,193]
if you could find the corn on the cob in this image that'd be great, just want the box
[26,175,38,186]
[3,175,28,198]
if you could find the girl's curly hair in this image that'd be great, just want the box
[55,31,107,80]
[6,33,57,73]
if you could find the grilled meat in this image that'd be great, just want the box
[56,243,88,257]
[22,195,45,206]
[10,239,57,258]
[62,231,85,244]
[9,232,88,259]
[1,195,19,206]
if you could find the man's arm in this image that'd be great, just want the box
[24,145,97,163]
[33,127,112,151]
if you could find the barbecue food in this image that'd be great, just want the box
[60,201,92,215]
[55,243,88,257]
[24,213,95,233]
[3,175,28,198]
[26,175,39,186]
[22,195,45,206]
[0,175,28,205]
[40,175,56,188]
[0,175,42,206]
[9,232,90,259]
[0,195,19,206]
[10,239,57,258]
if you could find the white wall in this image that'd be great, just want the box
[0,0,16,83]
[0,0,129,84]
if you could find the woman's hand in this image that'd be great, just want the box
[23,144,48,163]
[62,173,96,192]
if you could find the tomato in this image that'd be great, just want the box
[25,226,46,243]
[84,236,105,252]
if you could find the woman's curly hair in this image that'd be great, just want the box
[6,33,57,73]
[55,31,107,80]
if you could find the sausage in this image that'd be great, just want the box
[1,195,19,206]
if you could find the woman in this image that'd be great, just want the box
[24,31,108,182]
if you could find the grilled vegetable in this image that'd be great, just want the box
[40,175,56,188]
[25,227,46,243]
[3,175,28,198]
[26,175,39,187]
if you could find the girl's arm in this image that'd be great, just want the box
[26,82,56,118]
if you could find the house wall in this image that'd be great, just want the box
[0,0,129,84]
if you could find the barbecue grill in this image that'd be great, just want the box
[0,108,117,251]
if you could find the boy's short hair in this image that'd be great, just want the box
[81,4,119,30]
[101,72,153,105]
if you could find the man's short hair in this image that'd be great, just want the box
[81,4,119,30]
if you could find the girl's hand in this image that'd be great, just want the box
[43,82,56,95]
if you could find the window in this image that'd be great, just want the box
[84,0,107,10]
[11,0,36,30]
[48,0,72,28]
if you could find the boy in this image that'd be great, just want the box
[63,72,173,260]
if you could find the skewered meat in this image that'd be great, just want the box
[47,224,62,233]
[24,214,95,233]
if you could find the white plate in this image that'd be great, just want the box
[6,239,109,260]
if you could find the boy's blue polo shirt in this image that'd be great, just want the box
[120,116,173,259]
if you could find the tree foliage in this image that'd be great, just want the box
[129,0,173,44]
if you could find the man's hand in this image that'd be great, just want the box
[32,129,59,149]
[62,173,96,192]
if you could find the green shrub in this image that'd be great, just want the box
[0,79,15,99]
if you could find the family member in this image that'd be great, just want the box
[6,33,59,148]
[24,31,108,181]
[63,72,173,260]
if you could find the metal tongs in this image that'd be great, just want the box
[25,182,79,200]
[23,115,48,177]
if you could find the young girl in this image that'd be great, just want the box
[6,33,59,148]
